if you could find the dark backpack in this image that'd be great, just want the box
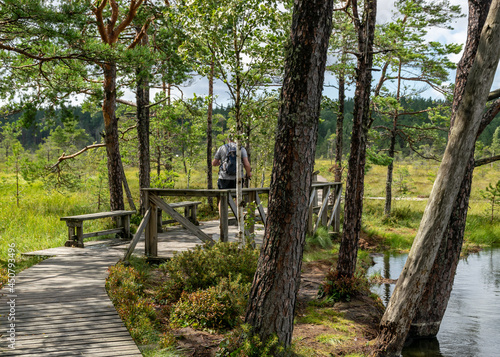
[222,144,237,176]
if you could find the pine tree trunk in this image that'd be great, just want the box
[103,62,124,211]
[384,61,401,216]
[384,133,395,216]
[374,2,500,354]
[244,0,334,347]
[337,0,377,279]
[334,70,345,183]
[409,0,492,339]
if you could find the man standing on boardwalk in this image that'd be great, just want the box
[212,136,252,189]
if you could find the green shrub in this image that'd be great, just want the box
[216,324,290,357]
[106,262,159,345]
[305,226,333,251]
[170,276,249,330]
[318,269,369,303]
[157,242,258,303]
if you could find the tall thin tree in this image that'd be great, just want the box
[336,0,377,279]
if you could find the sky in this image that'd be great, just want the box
[130,0,476,108]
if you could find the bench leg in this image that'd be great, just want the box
[64,223,84,248]
[64,225,75,247]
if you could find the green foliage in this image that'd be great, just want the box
[318,270,370,303]
[480,180,500,222]
[157,242,258,303]
[151,170,179,189]
[394,167,415,194]
[170,276,249,330]
[216,324,290,357]
[106,261,159,345]
[305,226,333,251]
[465,213,500,245]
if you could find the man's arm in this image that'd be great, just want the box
[212,158,220,166]
[243,157,252,178]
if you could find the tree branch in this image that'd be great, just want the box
[113,0,145,42]
[92,0,109,44]
[487,88,500,101]
[50,143,105,169]
[475,155,500,167]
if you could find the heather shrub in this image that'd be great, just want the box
[170,276,250,330]
[157,242,258,303]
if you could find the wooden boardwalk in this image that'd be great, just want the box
[0,220,264,356]
[0,252,142,356]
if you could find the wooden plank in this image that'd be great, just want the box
[1,346,142,357]
[60,210,135,221]
[228,193,237,218]
[123,208,151,261]
[1,340,140,354]
[169,201,202,208]
[80,228,123,239]
[150,195,214,246]
[313,186,331,234]
[328,185,343,229]
[255,192,267,226]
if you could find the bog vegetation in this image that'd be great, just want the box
[1,0,500,355]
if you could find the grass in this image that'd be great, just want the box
[315,158,499,251]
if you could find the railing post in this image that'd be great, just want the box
[321,185,329,227]
[308,188,315,235]
[220,191,229,242]
[334,185,342,233]
[157,209,163,233]
[146,193,158,257]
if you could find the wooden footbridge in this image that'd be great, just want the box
[0,180,341,356]
[0,252,142,356]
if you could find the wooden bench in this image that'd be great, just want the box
[159,201,202,228]
[61,210,135,248]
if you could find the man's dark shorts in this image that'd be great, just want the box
[218,179,236,189]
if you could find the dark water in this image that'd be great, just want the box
[367,248,500,357]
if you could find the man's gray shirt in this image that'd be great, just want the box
[214,142,248,180]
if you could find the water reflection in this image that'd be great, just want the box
[367,248,500,357]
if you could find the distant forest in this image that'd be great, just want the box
[3,96,500,163]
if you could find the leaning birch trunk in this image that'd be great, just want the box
[373,2,500,355]
[236,139,244,243]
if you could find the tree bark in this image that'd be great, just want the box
[337,0,377,279]
[244,0,334,347]
[334,67,345,183]
[103,62,124,211]
[137,32,151,215]
[409,0,492,338]
[373,2,500,354]
[384,60,401,216]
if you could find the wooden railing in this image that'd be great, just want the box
[124,182,342,259]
